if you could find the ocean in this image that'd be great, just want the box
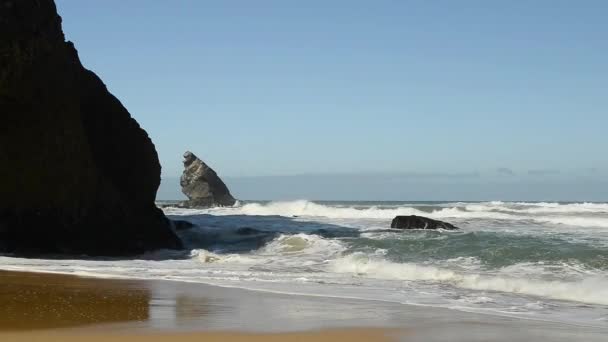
[2,200,608,327]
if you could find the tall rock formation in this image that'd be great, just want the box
[180,151,237,207]
[0,0,182,255]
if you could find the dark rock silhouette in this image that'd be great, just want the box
[0,0,182,255]
[391,216,459,230]
[180,151,236,207]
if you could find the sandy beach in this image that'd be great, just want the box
[0,270,398,341]
[1,329,396,342]
[1,270,607,341]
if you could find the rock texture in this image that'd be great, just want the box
[0,0,182,255]
[180,151,236,207]
[391,215,459,230]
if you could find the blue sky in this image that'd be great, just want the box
[56,1,608,200]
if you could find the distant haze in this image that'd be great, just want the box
[158,174,608,202]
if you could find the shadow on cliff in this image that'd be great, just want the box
[1,0,181,256]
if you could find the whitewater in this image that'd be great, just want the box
[2,200,608,326]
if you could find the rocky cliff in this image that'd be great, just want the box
[0,0,182,255]
[180,151,236,207]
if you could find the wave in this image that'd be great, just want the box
[465,202,608,214]
[185,200,608,228]
[259,233,346,255]
[201,200,514,220]
[330,253,608,305]
[190,233,347,268]
[190,249,258,264]
[535,216,608,228]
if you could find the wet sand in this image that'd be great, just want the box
[1,270,607,341]
[1,329,397,342]
[0,271,149,330]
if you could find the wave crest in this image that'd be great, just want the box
[330,253,608,305]
[260,233,346,255]
[191,200,608,228]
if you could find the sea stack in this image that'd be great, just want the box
[0,0,182,255]
[180,151,237,207]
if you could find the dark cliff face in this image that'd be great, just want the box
[0,0,182,255]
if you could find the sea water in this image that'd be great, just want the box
[2,200,608,326]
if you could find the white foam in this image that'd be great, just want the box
[238,200,422,219]
[190,249,258,264]
[188,200,517,220]
[534,216,608,228]
[330,253,608,305]
[173,200,608,228]
[466,202,608,214]
[259,233,346,256]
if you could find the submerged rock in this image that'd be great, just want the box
[391,215,459,230]
[0,0,182,255]
[180,151,236,207]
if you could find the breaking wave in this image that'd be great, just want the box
[260,233,346,255]
[465,202,608,214]
[331,253,608,305]
[195,200,608,228]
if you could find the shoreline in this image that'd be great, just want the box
[1,270,608,341]
[0,270,401,341]
[1,329,398,342]
[2,265,607,330]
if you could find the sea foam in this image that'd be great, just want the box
[330,253,608,305]
[189,200,608,228]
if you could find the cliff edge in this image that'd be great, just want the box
[0,0,182,255]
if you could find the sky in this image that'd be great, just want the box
[55,0,608,201]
